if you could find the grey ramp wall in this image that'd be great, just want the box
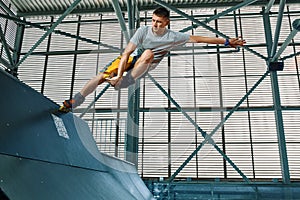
[0,69,154,200]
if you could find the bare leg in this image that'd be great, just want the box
[80,73,106,97]
[131,49,154,79]
[61,73,107,110]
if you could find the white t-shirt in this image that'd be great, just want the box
[130,26,190,68]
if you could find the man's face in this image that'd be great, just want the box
[151,14,169,33]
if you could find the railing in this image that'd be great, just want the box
[86,118,127,159]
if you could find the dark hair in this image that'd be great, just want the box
[153,7,170,19]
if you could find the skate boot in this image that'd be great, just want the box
[59,92,85,112]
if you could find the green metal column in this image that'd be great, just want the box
[126,83,140,168]
[13,22,24,64]
[262,6,290,184]
[125,2,140,167]
[111,0,130,43]
[12,15,25,75]
[271,71,290,184]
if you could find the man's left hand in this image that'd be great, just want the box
[229,37,246,48]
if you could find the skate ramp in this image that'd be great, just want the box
[0,69,153,200]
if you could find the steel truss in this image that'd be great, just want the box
[1,0,300,193]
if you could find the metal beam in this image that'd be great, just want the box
[270,0,286,58]
[147,74,250,183]
[200,71,269,153]
[154,0,228,38]
[0,25,13,66]
[263,7,291,184]
[125,0,140,167]
[41,16,53,94]
[16,42,295,57]
[270,72,291,184]
[74,105,300,114]
[10,0,300,17]
[264,0,276,13]
[272,19,300,61]
[15,0,82,69]
[12,18,25,69]
[0,0,16,16]
[111,0,130,43]
[281,50,300,60]
[125,85,140,167]
[205,0,258,23]
[0,13,121,53]
[127,0,135,37]
[154,0,268,62]
[51,29,121,52]
[0,56,13,69]
[79,84,111,118]
[177,0,257,31]
[125,83,140,168]
[18,45,240,56]
[166,72,269,182]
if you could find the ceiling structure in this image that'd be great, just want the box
[9,0,298,17]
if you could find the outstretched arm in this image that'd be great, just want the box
[188,35,246,48]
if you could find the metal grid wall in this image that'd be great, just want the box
[13,4,300,180]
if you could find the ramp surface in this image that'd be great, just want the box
[0,69,153,200]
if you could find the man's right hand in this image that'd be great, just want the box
[106,76,123,87]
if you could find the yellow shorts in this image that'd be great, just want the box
[101,56,136,79]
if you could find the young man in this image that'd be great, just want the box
[61,7,246,111]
